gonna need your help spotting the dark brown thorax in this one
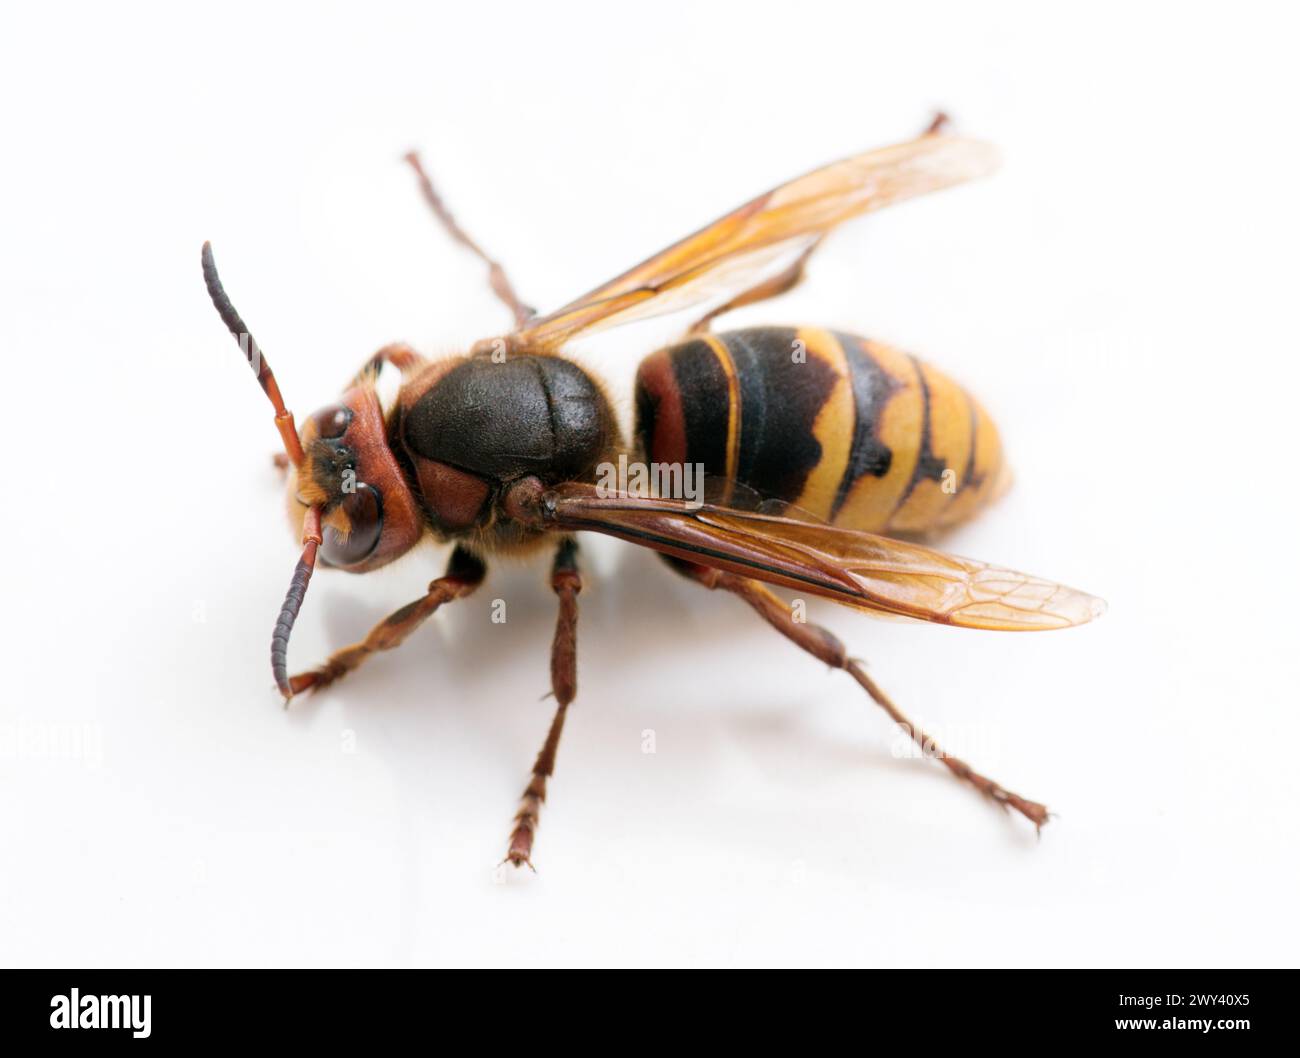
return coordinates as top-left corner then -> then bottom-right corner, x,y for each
394,352 -> 620,547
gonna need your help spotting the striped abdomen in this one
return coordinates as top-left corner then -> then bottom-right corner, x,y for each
633,326 -> 1009,534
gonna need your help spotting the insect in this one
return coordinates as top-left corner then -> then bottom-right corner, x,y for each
202,113 -> 1103,870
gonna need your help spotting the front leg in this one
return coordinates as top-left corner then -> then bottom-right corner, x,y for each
347,342 -> 426,389
273,345 -> 426,472
504,538 -> 581,870
287,546 -> 486,699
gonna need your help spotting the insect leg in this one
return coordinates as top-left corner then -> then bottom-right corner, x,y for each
403,151 -> 536,328
286,546 -> 486,698
922,110 -> 952,136
674,560 -> 1050,830
271,344 -> 426,475
686,237 -> 824,334
685,113 -> 951,336
347,342 -> 426,389
504,538 -> 581,870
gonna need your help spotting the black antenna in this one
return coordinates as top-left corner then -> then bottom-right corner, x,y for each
201,242 -> 304,465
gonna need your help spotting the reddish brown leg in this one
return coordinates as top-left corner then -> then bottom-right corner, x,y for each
684,115 -> 948,336
505,539 -> 581,870
687,236 -> 824,334
271,345 -> 425,473
403,151 -> 535,328
287,547 -> 486,698
923,110 -> 952,136
348,342 -> 426,389
677,562 -> 1050,830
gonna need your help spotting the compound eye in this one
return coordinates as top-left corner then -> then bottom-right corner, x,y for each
310,403 -> 353,439
321,483 -> 384,566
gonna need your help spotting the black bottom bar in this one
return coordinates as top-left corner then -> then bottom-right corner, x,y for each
0,968 -> 1290,1045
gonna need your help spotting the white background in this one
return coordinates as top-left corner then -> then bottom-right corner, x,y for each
2,2 -> 1297,968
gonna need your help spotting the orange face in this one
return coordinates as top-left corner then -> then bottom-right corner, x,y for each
287,385 -> 425,572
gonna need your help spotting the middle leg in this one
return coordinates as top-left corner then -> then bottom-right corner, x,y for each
504,538 -> 582,870
403,150 -> 535,328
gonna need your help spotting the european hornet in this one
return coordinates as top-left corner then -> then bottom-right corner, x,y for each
202,114 -> 1103,870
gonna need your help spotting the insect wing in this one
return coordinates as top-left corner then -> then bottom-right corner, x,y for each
512,133 -> 999,349
536,484 -> 1103,631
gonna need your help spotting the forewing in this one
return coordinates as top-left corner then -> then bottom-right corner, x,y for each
512,132 -> 999,350
538,485 -> 1103,631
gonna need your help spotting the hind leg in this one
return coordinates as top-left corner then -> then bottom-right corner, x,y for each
672,560 -> 1049,829
687,237 -> 823,334
686,112 -> 955,334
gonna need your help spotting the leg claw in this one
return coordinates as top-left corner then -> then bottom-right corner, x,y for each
501,851 -> 537,873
